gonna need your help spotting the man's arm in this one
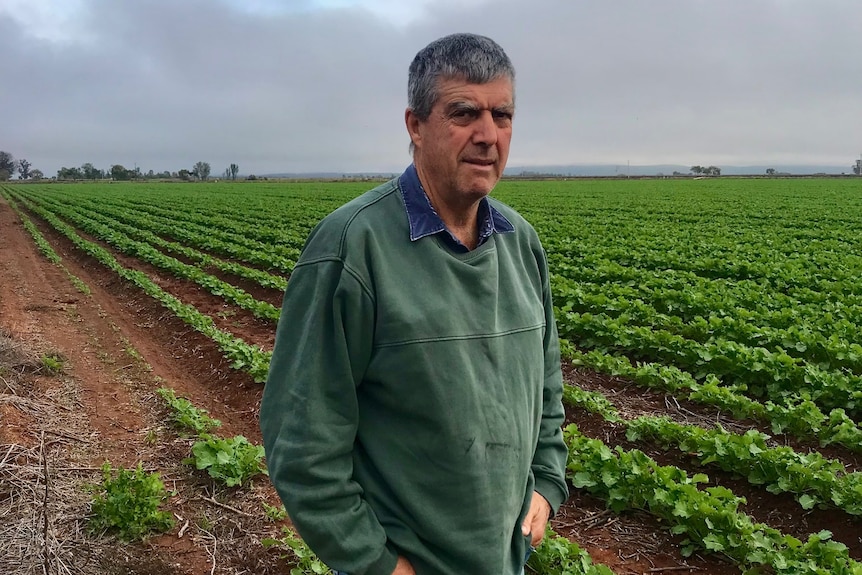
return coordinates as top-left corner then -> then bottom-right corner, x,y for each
530,247 -> 570,523
260,258 -> 399,575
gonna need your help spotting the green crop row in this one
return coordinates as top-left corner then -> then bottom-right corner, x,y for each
565,346 -> 862,452
14,192 -> 281,322
33,193 -> 288,291
10,197 -> 62,264
625,416 -> 862,516
2,191 -> 92,295
549,259 -> 862,336
82,195 -> 301,262
553,277 -> 862,374
12,192 -> 271,382
17,189 -> 298,274
558,311 -> 862,417
563,381 -> 862,518
564,424 -> 862,574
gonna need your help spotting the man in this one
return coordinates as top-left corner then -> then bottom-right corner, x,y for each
260,33 -> 568,575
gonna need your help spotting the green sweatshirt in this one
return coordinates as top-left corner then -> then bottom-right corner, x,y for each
260,176 -> 569,575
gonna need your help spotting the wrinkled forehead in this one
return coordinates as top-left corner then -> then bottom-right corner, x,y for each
432,73 -> 516,106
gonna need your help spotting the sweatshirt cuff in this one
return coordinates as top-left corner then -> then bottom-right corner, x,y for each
359,542 -> 399,575
533,476 -> 568,517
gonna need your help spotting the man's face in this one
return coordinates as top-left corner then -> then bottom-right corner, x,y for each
407,76 -> 514,204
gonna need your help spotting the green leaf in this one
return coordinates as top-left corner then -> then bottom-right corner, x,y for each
703,534 -> 726,551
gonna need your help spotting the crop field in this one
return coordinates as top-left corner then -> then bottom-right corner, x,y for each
2,177 -> 862,574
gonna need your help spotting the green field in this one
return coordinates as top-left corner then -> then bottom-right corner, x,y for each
4,176 -> 862,574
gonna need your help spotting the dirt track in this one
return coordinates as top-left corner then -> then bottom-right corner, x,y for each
0,196 -> 288,574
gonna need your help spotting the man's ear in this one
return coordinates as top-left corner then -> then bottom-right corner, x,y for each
405,108 -> 422,149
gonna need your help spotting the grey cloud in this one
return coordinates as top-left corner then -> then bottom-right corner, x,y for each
3,0 -> 861,177
496,0 -> 862,165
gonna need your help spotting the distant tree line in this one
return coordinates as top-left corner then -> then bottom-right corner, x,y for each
0,150 -> 240,183
690,165 -> 721,176
60,161 -> 217,181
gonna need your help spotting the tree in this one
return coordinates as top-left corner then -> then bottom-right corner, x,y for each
0,151 -> 15,181
229,163 -> 239,181
57,166 -> 83,180
30,169 -> 44,181
111,164 -> 131,181
81,162 -> 102,180
193,161 -> 211,181
853,160 -> 861,175
706,165 -> 721,176
178,169 -> 192,181
690,165 -> 703,175
17,158 -> 32,180
766,168 -> 776,176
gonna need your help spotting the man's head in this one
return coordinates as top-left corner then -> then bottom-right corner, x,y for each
407,33 -> 515,122
406,33 -> 515,205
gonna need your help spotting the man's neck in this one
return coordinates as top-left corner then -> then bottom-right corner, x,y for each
414,165 -> 482,250
427,192 -> 480,251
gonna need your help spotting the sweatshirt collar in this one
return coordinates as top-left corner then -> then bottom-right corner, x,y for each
398,164 -> 514,250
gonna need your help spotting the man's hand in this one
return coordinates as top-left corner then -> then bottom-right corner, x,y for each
391,555 -> 415,574
521,491 -> 551,547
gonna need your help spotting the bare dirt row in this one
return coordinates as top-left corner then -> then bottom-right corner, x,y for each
1,197 -> 290,574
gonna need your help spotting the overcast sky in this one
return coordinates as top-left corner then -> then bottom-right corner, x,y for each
2,0 -> 861,176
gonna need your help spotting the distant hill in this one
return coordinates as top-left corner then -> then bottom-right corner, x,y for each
260,164 -> 855,179
503,164 -> 852,177
260,171 -> 398,179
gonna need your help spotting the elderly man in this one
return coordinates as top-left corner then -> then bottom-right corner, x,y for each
260,33 -> 568,575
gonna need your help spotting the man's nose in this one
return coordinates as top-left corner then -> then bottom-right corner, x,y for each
471,111 -> 498,146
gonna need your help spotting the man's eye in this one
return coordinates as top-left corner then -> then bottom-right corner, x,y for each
493,113 -> 513,127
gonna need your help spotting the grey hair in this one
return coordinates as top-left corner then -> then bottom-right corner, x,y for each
408,33 -> 515,122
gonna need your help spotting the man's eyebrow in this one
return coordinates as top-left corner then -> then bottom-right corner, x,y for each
445,101 -> 515,112
446,101 -> 479,112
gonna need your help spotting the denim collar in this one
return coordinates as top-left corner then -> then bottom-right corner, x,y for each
398,164 -> 514,252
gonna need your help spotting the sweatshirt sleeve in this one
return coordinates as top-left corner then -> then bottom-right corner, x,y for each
531,247 -> 571,515
260,256 -> 399,575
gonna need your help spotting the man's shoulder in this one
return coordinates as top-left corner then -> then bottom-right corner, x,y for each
487,197 -> 523,223
300,178 -> 403,262
325,178 -> 400,228
487,197 -> 540,244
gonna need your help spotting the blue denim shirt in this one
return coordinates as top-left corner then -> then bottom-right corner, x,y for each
398,164 -> 514,252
